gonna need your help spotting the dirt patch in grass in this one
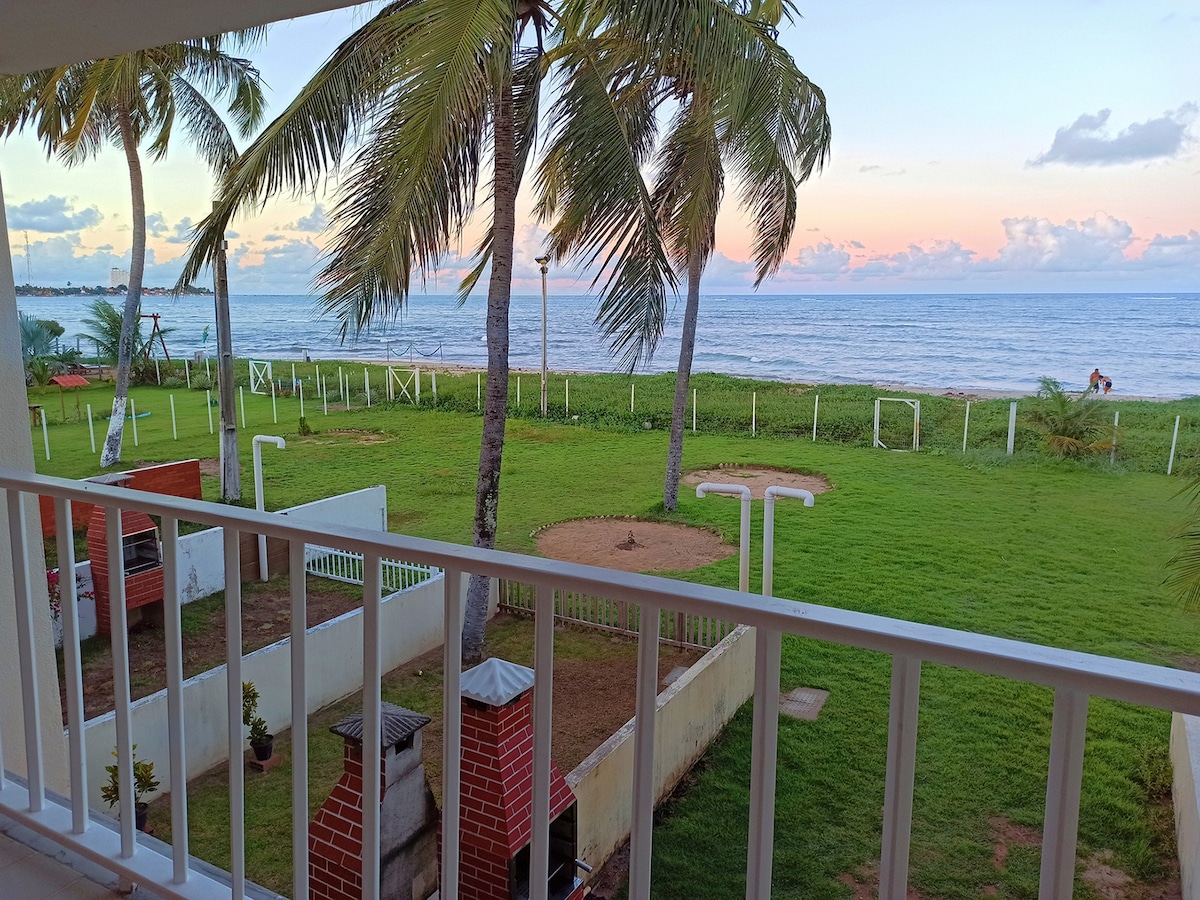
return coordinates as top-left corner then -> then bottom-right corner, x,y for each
837,864 -> 927,899
989,815 -> 1041,870
535,518 -> 733,573
59,576 -> 364,724
320,428 -> 392,445
681,465 -> 832,498
1081,850 -> 1181,899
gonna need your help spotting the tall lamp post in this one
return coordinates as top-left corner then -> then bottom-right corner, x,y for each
536,255 -> 550,416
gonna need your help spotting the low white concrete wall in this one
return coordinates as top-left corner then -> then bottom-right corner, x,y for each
53,486 -> 389,644
80,570 -> 457,809
1171,712 -> 1200,899
567,625 -> 756,875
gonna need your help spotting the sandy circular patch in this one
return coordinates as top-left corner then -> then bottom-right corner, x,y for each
535,518 -> 734,573
681,466 -> 832,499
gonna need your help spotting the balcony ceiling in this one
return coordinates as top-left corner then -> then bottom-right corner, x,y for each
0,0 -> 367,75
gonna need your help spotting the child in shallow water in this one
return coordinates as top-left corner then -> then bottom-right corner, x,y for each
1103,377 -> 1113,394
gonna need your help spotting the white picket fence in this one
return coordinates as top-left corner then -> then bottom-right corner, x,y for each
304,544 -> 439,595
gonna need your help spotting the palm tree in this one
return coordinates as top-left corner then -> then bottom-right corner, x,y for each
0,35 -> 265,466
79,298 -> 174,380
1168,477 -> 1200,610
539,0 -> 831,509
1026,377 -> 1114,458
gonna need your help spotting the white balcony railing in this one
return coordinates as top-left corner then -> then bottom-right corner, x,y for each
4,467 -> 1200,900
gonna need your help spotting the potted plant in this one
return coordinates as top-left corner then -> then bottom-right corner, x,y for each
100,745 -> 160,831
242,681 -> 273,761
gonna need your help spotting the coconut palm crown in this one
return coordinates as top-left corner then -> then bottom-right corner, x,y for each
0,34 -> 265,466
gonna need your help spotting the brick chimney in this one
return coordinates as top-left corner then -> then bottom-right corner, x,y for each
453,657 -> 585,900
310,703 -> 439,900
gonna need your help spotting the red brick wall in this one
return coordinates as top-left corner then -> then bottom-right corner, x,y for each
310,741 -> 389,900
88,507 -> 164,635
38,459 -> 203,537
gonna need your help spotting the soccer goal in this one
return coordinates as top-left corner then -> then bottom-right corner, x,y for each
873,398 -> 921,451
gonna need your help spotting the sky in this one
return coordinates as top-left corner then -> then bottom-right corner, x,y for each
2,0 -> 1198,296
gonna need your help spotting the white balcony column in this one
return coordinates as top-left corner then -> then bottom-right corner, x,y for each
0,168 -> 68,794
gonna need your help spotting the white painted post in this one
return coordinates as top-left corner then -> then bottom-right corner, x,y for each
629,602 -> 660,898
693,388 -> 697,432
879,656 -> 922,900
271,380 -> 277,424
531,582 -> 555,900
914,400 -> 921,452
746,625 -> 781,900
752,392 -> 757,436
695,483 -> 751,593
812,394 -> 819,441
565,378 -> 570,416
387,368 -> 394,402
315,365 -> 321,398
206,390 -> 214,434
338,366 -> 344,401
299,383 -> 305,419
41,413 -> 50,460
1006,401 -> 1017,455
323,377 -> 329,416
1039,689 -> 1088,900
432,370 -> 437,403
1169,415 -> 1181,475
962,401 -> 971,452
205,357 -> 210,380
129,397 -> 138,447
1110,410 -> 1119,464
159,514 -> 190,881
477,373 -> 481,412
154,358 -> 160,384
631,383 -> 635,413
170,394 -> 177,440
873,398 -> 881,448
517,375 -> 521,408
416,367 -> 421,405
441,569 -> 464,899
239,386 -> 247,429
87,403 -> 96,454
291,363 -> 296,392
289,542 -> 310,899
184,359 -> 191,389
252,435 -> 286,581
365,368 -> 371,407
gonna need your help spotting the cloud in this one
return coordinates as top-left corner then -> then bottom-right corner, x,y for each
165,217 -> 195,244
851,240 -> 977,280
858,164 -> 906,176
859,165 -> 881,173
146,212 -> 169,238
9,195 -> 102,232
993,214 -> 1133,271
290,204 -> 329,232
1029,104 -> 1197,167
790,241 -> 852,276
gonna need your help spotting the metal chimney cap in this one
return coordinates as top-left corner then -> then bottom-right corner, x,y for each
330,702 -> 431,747
460,657 -> 535,707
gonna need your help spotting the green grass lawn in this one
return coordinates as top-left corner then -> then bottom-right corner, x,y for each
25,373 -> 1200,898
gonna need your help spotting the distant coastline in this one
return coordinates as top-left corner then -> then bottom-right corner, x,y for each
14,283 -> 213,297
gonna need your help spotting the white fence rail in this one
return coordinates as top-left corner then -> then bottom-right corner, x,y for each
6,467 -> 1200,900
304,544 -> 438,595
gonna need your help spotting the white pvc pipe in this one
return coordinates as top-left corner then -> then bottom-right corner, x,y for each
315,365 -> 321,398
693,388 -> 697,432
1007,401 -> 1017,455
129,397 -> 138,447
752,392 -> 757,436
184,359 -> 191,389
432,370 -> 437,403
299,383 -> 305,419
206,390 -> 214,434
517,375 -> 521,408
415,367 -> 421,404
962,401 -> 971,453
271,380 -> 277,424
205,357 -> 210,380
873,398 -> 881,448
565,378 -> 570,415
41,413 -> 50,460
365,368 -> 371,407
87,403 -> 96,454
695,482 -> 751,593
477,373 -> 481,412
1110,410 -> 1119,464
239,386 -> 246,429
323,376 -> 328,416
154,358 -> 160,385
812,394 -> 819,441
631,383 -> 635,413
1169,415 -> 1181,475
762,486 -> 815,598
253,435 -> 286,581
170,394 -> 177,440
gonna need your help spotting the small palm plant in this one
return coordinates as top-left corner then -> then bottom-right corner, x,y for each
242,681 -> 272,760
1167,476 -> 1200,611
100,745 -> 160,830
1026,377 -> 1114,458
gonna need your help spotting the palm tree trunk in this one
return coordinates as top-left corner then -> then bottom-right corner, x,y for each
100,104 -> 146,468
463,76 -> 517,663
663,249 -> 704,510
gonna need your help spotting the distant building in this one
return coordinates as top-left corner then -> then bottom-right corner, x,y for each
109,267 -> 130,289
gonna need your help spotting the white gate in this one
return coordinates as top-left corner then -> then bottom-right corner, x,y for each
874,397 -> 921,451
249,359 -> 273,394
387,366 -> 420,404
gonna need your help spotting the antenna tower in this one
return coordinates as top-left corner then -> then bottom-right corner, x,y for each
24,231 -> 32,281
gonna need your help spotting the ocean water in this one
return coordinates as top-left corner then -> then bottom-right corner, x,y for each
16,291 -> 1200,398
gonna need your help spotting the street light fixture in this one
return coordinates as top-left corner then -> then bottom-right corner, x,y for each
536,255 -> 550,416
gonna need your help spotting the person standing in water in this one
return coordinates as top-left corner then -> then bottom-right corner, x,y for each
1089,368 -> 1102,393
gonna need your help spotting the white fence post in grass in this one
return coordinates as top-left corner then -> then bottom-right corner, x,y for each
315,365 -> 321,398
1110,410 -> 1119,465
338,366 -> 344,401
387,368 -> 394,402
205,357 -> 211,380
693,388 -> 697,432
517,375 -> 521,408
170,395 -> 177,440
415,367 -> 421,405
812,394 -> 819,441
154,358 -> 160,384
432,370 -> 437,404
184,359 -> 191,389
206,390 -> 214,434
130,397 -> 139,447
365,369 -> 371,408
323,377 -> 329,416
291,363 -> 296,392
962,400 -> 971,452
41,412 -> 50,460
1169,415 -> 1181,475
873,398 -> 881,448
631,383 -> 635,413
271,380 -> 278,424
477,373 -> 481,412
1006,401 -> 1017,455
752,392 -> 757,436
299,382 -> 305,419
239,386 -> 247,429
565,378 -> 570,416
87,403 -> 96,454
